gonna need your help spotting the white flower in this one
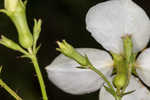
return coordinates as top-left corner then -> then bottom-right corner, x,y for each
46,48 -> 113,94
46,0 -> 150,99
85,0 -> 150,99
46,48 -> 150,99
86,0 -> 150,54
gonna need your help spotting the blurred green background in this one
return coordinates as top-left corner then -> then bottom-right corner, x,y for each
0,0 -> 150,100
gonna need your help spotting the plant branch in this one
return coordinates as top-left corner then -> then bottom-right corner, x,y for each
0,79 -> 22,100
29,54 -> 48,100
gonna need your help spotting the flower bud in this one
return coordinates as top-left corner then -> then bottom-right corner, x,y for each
3,0 -> 33,49
5,0 -> 18,12
0,35 -> 24,52
113,73 -> 127,90
33,19 -> 42,45
56,40 -> 87,66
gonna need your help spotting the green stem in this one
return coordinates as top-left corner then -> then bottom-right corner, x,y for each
30,55 -> 48,100
115,96 -> 122,100
88,64 -> 115,93
0,79 -> 22,100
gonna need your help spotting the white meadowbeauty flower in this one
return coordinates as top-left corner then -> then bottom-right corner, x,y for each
46,48 -> 113,94
85,0 -> 150,99
46,0 -> 150,99
86,0 -> 150,54
46,48 -> 150,99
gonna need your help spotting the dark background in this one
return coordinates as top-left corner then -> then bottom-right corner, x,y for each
0,0 -> 150,100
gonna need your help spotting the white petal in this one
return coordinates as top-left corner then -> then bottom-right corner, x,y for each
136,48 -> 150,86
46,48 -> 113,94
86,0 -> 150,54
99,76 -> 150,100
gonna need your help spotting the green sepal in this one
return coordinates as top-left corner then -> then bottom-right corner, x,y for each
34,44 -> 42,55
20,55 -> 29,58
0,9 -> 10,15
120,90 -> 135,97
104,85 -> 116,97
131,54 -> 137,76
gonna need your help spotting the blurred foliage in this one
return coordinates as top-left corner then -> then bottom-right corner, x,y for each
0,0 -> 150,100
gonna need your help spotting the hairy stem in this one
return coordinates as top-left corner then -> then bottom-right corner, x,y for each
30,55 -> 48,100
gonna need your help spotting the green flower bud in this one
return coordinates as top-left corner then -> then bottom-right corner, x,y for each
5,0 -> 18,12
0,35 -> 24,52
33,19 -> 42,45
113,73 -> 127,90
2,0 -> 33,49
6,0 -> 33,49
10,15 -> 33,49
56,40 -> 87,66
